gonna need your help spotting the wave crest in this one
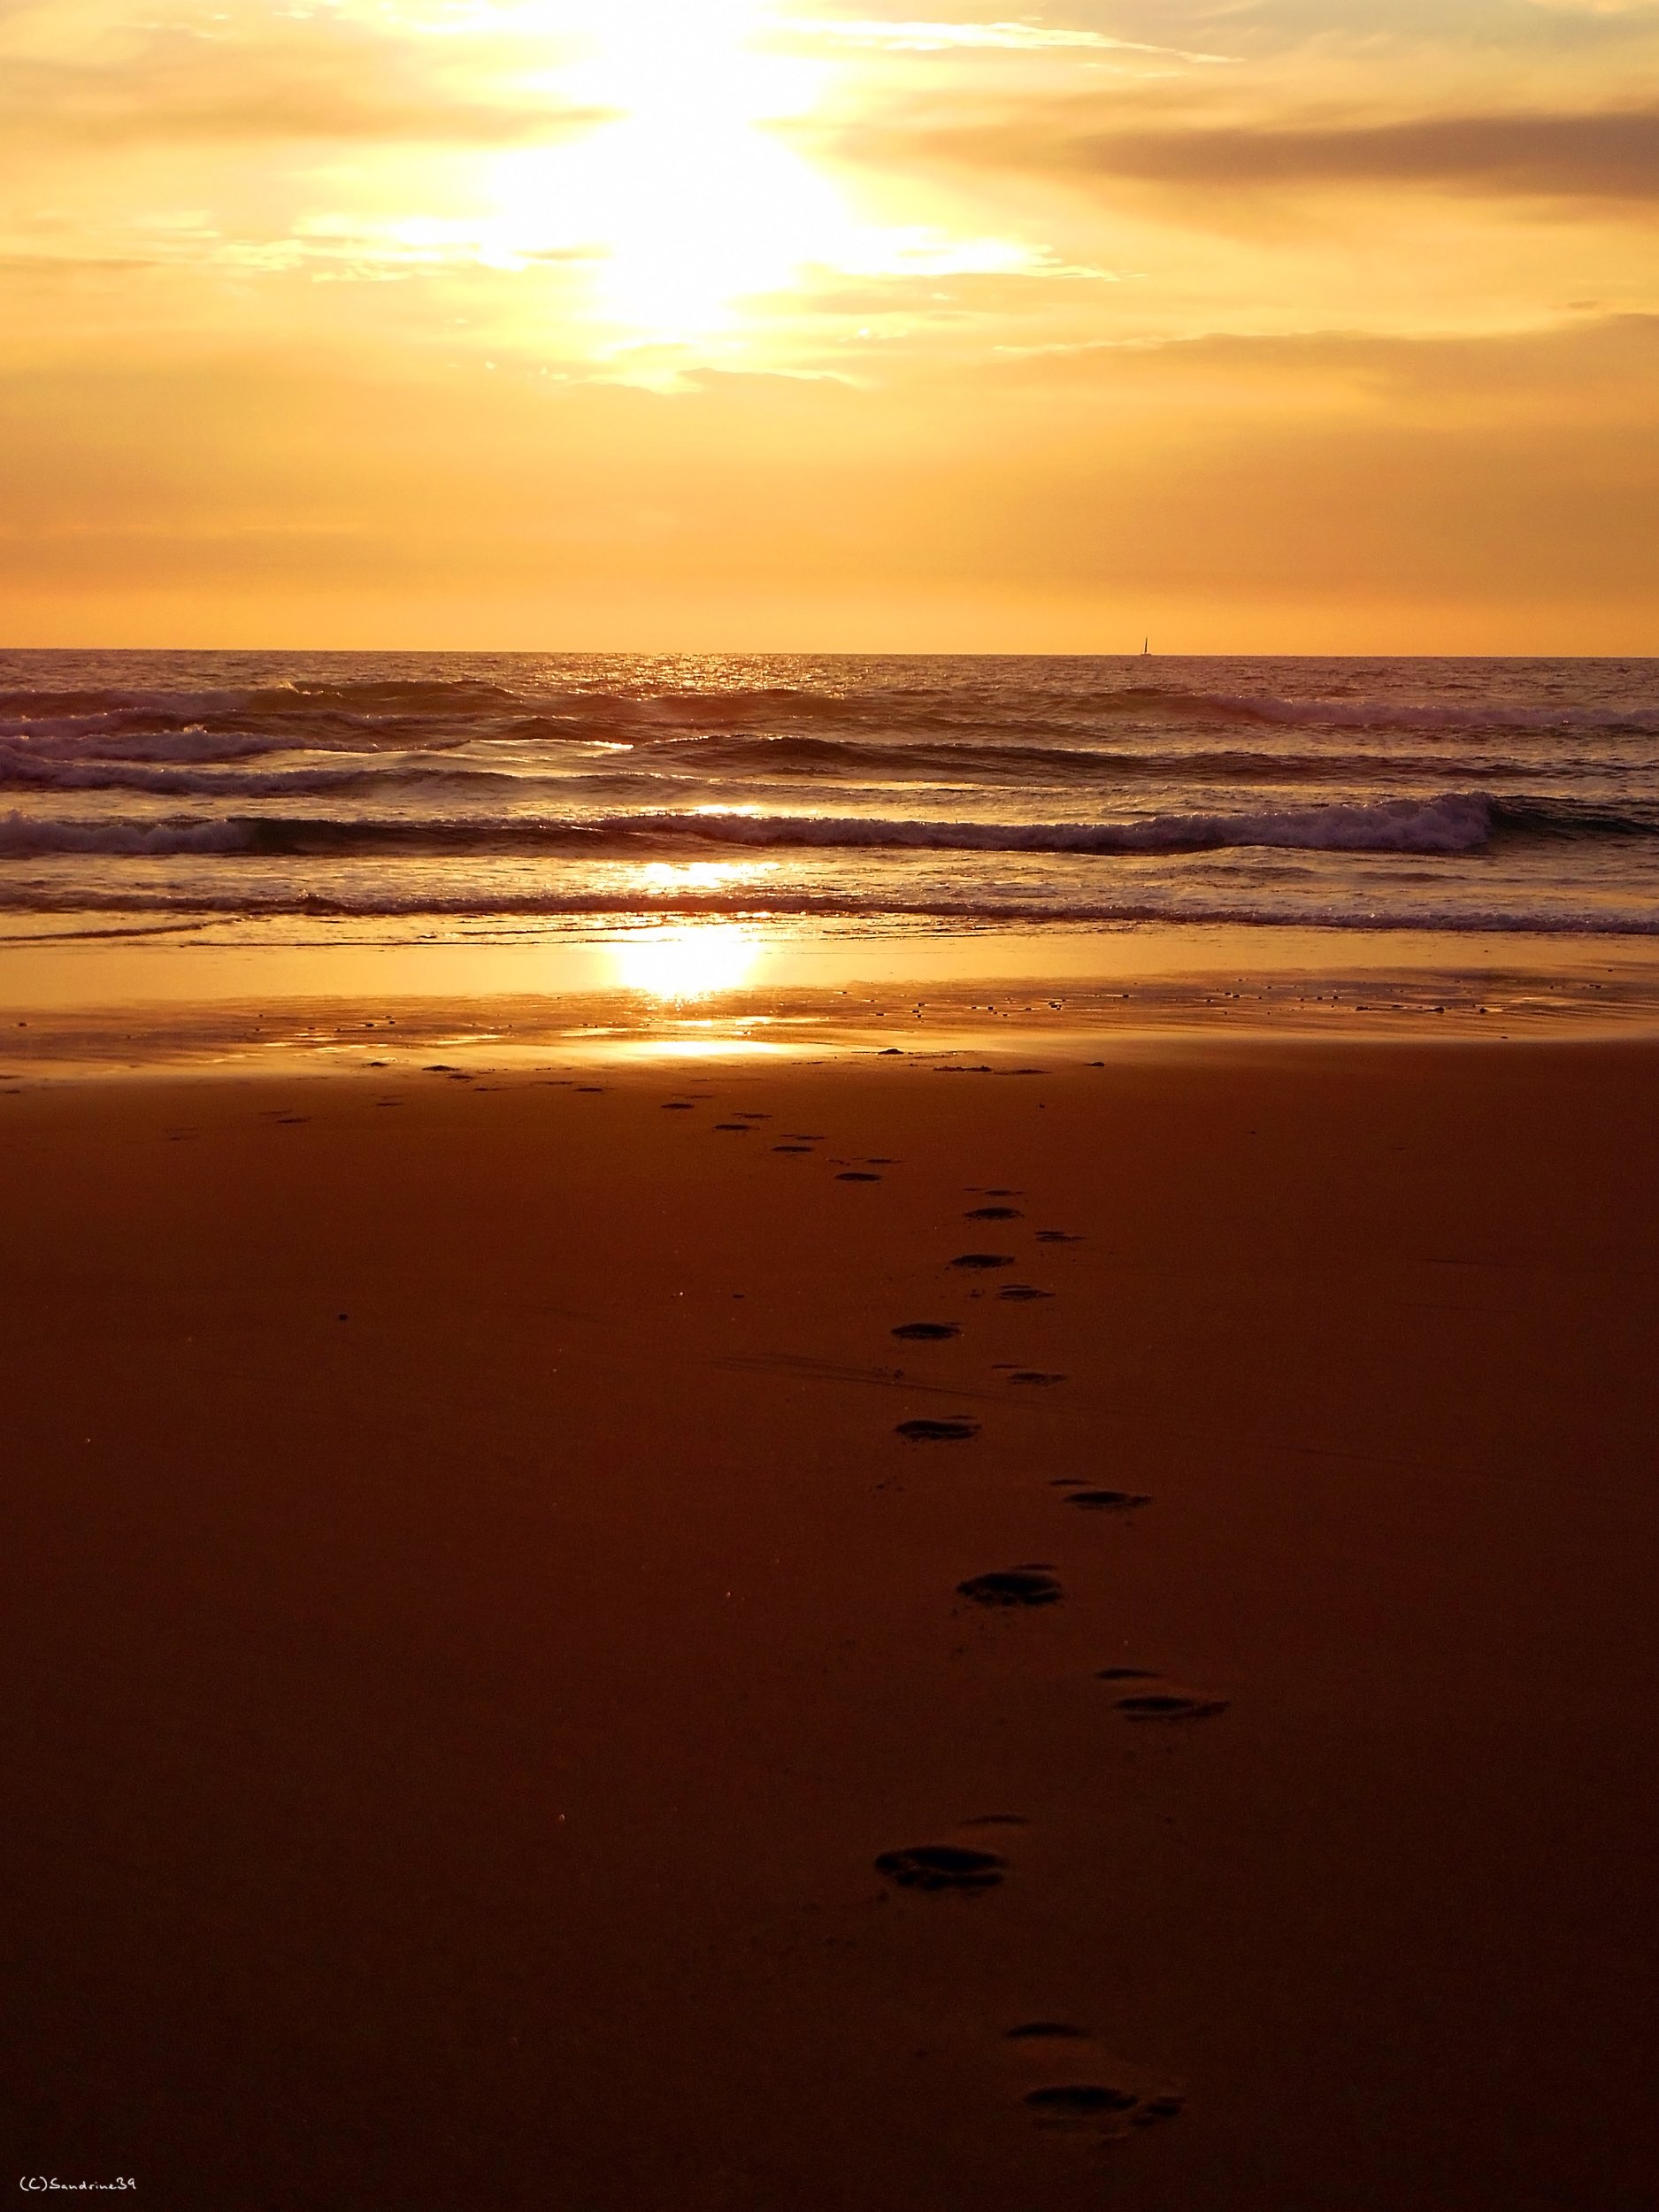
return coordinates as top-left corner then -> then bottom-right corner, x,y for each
0,792 -> 1504,863
0,811 -> 250,856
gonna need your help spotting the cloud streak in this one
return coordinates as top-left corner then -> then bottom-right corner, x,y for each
885,101 -> 1659,203
0,26 -> 607,148
784,15 -> 1227,61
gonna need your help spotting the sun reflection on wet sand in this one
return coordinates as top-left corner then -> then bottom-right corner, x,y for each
610,922 -> 763,1000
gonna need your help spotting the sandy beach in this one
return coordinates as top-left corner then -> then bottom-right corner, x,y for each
3,1028 -> 1656,2208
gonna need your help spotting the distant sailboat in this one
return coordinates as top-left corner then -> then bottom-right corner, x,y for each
1142,636 -> 1149,656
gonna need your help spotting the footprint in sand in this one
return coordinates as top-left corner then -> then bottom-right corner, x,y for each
773,1144 -> 814,1154
1111,1687 -> 1229,1722
838,1171 -> 882,1183
997,1285 -> 1053,1302
1035,1230 -> 1084,1245
661,1102 -> 695,1111
875,1841 -> 1010,1893
1007,1371 -> 1066,1387
957,1566 -> 1062,1608
1003,2023 -> 1184,2139
1064,1488 -> 1152,1512
891,1322 -> 961,1342
1027,2085 -> 1139,2122
712,1123 -> 750,1133
1094,1659 -> 1226,1718
895,1417 -> 979,1443
950,1253 -> 1015,1271
965,1205 -> 1022,1221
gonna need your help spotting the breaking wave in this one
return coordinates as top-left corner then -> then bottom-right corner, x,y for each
3,881 -> 1656,937
0,812 -> 251,857
6,791 -> 1656,865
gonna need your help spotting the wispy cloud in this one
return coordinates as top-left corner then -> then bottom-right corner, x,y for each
0,23 -> 607,148
881,100 -> 1659,204
783,15 -> 1227,62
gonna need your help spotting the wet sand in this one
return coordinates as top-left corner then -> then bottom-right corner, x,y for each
3,1035 -> 1657,2209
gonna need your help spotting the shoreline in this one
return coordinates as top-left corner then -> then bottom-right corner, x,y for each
5,918 -> 1659,1079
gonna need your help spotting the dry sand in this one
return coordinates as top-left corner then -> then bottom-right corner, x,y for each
3,1034 -> 1656,2210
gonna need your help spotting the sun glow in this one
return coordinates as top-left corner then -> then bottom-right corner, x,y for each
486,0 -> 856,347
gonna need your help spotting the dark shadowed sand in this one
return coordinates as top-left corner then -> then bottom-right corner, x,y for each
3,1035 -> 1657,2209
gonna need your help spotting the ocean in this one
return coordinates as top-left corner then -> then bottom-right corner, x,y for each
3,650 -> 1657,950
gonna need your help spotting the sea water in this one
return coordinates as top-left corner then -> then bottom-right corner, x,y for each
3,652 -> 1656,951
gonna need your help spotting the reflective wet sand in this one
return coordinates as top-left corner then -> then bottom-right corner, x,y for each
4,918 -> 1659,1077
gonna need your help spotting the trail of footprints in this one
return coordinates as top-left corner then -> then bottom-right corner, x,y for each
873,1162 -> 1226,2152
663,1081 -> 1225,2153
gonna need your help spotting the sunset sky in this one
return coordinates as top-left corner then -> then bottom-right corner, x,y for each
3,0 -> 1656,649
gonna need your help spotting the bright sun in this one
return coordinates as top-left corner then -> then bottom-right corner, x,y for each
488,0 -> 855,347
